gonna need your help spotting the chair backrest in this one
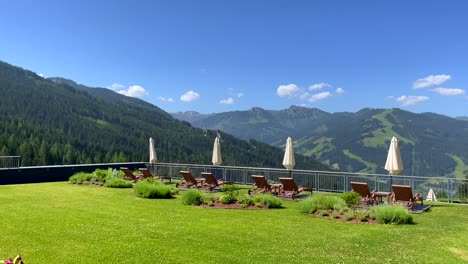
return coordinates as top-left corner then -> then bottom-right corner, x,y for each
202,172 -> 218,186
279,177 -> 299,192
180,171 -> 197,184
120,167 -> 135,179
392,185 -> 414,202
139,168 -> 152,179
351,182 -> 372,198
252,175 -> 269,189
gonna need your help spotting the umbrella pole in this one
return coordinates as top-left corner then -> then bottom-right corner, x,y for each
289,170 -> 292,178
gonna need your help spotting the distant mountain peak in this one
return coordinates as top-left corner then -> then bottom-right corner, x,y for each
48,77 -> 78,87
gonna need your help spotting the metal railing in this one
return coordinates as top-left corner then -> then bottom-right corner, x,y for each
150,162 -> 468,203
0,156 -> 21,169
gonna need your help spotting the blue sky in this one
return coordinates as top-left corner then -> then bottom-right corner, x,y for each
1,0 -> 467,117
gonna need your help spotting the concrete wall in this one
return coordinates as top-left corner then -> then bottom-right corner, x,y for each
0,162 -> 147,185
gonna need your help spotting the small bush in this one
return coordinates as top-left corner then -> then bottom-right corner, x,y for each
180,189 -> 204,205
69,172 -> 93,183
222,184 -> 241,193
370,205 -> 414,224
220,193 -> 237,204
356,211 -> 368,222
259,194 -> 283,208
342,191 -> 362,208
240,196 -> 255,207
106,178 -> 133,188
202,194 -> 216,205
339,207 -> 348,214
133,181 -> 172,199
93,169 -> 108,182
344,212 -> 355,221
319,209 -> 328,216
332,211 -> 340,219
299,195 -> 346,214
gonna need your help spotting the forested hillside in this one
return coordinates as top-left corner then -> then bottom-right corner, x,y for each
185,106 -> 468,178
0,60 -> 328,170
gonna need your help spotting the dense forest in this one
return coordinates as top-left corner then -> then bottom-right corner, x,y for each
0,60 -> 328,171
178,106 -> 468,178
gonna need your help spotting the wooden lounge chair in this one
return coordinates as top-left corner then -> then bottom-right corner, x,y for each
351,182 -> 377,206
278,177 -> 305,200
390,184 -> 423,210
139,168 -> 160,180
120,167 -> 142,182
176,171 -> 203,190
248,175 -> 274,195
201,172 -> 230,191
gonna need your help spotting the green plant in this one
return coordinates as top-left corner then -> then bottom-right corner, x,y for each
133,181 -> 172,199
221,184 -> 241,193
331,211 -> 340,219
258,194 -> 283,208
68,172 -> 93,183
370,205 -> 414,224
319,209 -> 328,216
202,194 -> 215,205
106,178 -> 133,188
356,211 -> 368,222
220,193 -> 236,204
299,195 -> 346,214
180,189 -> 204,205
344,212 -> 355,221
240,196 -> 255,207
339,207 -> 348,214
342,191 -> 362,208
93,169 -> 108,182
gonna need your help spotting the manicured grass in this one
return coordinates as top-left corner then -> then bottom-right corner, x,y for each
1,182 -> 468,263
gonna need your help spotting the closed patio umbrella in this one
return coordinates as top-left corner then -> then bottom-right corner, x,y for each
149,137 -> 157,164
384,136 -> 403,185
282,137 -> 295,177
212,136 -> 222,166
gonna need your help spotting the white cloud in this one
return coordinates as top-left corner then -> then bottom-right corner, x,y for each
38,73 -> 45,78
277,84 -> 302,98
158,96 -> 175,102
180,90 -> 200,102
431,87 -> 465,96
237,92 -> 244,98
396,95 -> 430,106
309,92 -> 332,102
299,92 -> 311,100
335,87 -> 345,94
118,85 -> 148,98
108,83 -> 125,90
309,82 -> 331,91
413,74 -> 451,89
219,97 -> 234,105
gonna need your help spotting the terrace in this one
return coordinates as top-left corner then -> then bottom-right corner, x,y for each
1,157 -> 468,263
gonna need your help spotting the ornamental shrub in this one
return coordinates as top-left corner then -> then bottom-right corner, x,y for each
342,191 -> 362,209
180,189 -> 204,205
370,205 -> 414,224
133,181 -> 172,199
106,178 -> 133,188
299,195 -> 346,214
69,172 -> 93,183
258,194 -> 283,208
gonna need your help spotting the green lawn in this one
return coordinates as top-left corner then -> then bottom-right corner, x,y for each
1,182 -> 468,263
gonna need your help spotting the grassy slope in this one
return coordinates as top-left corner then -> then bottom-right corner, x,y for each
1,182 -> 468,263
447,154 -> 468,178
363,110 -> 414,148
343,149 -> 377,173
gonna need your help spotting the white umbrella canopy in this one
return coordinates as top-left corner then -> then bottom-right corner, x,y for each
426,188 -> 437,201
212,136 -> 222,166
149,137 -> 157,164
282,137 -> 295,171
384,136 -> 403,175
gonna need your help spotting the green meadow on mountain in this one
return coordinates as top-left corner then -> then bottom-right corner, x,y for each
175,106 -> 468,178
0,60 -> 327,170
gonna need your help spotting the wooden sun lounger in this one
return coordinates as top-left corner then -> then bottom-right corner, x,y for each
390,184 -> 423,210
120,167 -> 142,182
248,175 -> 274,195
139,168 -> 160,180
176,171 -> 203,190
351,182 -> 377,206
278,177 -> 305,200
201,172 -> 230,191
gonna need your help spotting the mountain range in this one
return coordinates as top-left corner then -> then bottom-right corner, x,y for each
0,60 -> 327,171
172,106 -> 468,178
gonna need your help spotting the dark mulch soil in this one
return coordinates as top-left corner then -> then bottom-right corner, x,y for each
313,212 -> 378,224
199,200 -> 268,209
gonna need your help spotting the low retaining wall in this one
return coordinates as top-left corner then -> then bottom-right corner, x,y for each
0,162 -> 147,185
